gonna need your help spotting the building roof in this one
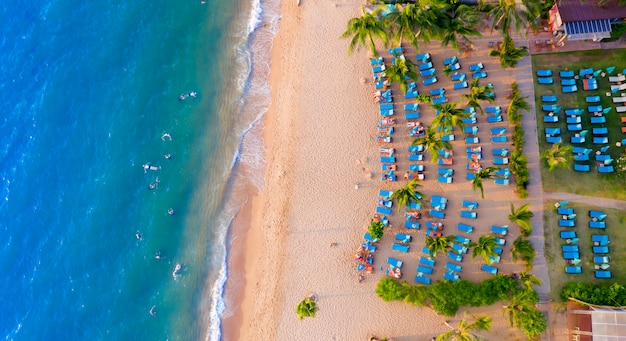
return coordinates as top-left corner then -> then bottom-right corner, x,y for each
556,0 -> 626,22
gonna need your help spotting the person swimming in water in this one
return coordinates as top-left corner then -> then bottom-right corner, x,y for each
155,251 -> 162,260
161,133 -> 172,141
188,91 -> 197,97
150,306 -> 156,316
164,154 -> 172,160
173,263 -> 181,279
168,208 -> 174,215
136,232 -> 142,240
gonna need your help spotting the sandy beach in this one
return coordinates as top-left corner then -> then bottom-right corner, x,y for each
222,0 -> 553,340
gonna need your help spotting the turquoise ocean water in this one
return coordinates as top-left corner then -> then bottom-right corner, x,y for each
0,0 -> 279,339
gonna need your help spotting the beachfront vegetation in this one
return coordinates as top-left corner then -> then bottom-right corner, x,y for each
561,282 -> 626,306
508,203 -> 533,237
471,166 -> 498,199
439,4 -> 482,50
384,57 -> 418,93
463,79 -> 495,115
295,297 -> 317,320
430,102 -> 469,134
469,235 -> 499,265
368,220 -> 386,241
485,0 -> 541,35
511,236 -> 536,270
488,35 -> 528,69
518,272 -> 542,291
342,10 -> 388,57
380,3 -> 435,51
390,179 -> 423,212
540,143 -> 572,171
412,125 -> 452,163
507,82 -> 530,198
436,311 -> 491,341
425,235 -> 455,258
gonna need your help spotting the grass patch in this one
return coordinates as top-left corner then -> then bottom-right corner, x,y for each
603,23 -> 626,42
543,201 -> 626,300
531,49 -> 626,200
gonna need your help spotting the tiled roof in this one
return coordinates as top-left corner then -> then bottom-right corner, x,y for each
557,0 -> 626,22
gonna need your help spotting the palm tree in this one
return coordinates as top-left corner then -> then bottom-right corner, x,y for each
509,150 -> 528,176
541,143 -> 573,171
486,0 -> 541,35
488,35 -> 528,69
430,102 -> 469,134
440,4 -> 482,50
462,79 -> 495,115
381,3 -> 426,50
399,280 -> 429,306
369,220 -> 386,241
384,57 -> 417,93
507,84 -> 531,123
469,235 -> 499,265
342,10 -> 389,57
425,235 -> 455,258
517,271 -> 542,290
508,203 -> 534,237
295,296 -> 318,320
511,236 -> 536,269
471,166 -> 498,199
412,125 -> 453,163
437,311 -> 492,341
502,289 -> 539,328
390,179 -> 423,212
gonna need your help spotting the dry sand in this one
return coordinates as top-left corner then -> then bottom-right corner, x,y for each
222,0 -> 556,340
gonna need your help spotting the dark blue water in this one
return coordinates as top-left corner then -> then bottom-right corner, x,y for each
0,0 -> 278,339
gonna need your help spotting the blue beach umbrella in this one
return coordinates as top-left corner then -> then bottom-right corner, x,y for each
607,66 -> 616,74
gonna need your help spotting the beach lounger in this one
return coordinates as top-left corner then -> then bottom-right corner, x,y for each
494,178 -> 509,185
596,154 -> 611,162
610,74 -> 626,82
437,168 -> 454,176
617,106 -> 626,113
494,157 -> 509,165
444,272 -> 460,281
544,115 -> 558,123
404,103 -> 419,112
593,127 -> 609,135
571,133 -> 584,143
430,88 -> 445,96
370,57 -> 383,65
454,81 -> 468,90
492,148 -> 509,157
409,164 -> 425,173
495,168 -> 510,178
592,235 -> 610,245
417,265 -> 433,275
405,221 -> 420,229
408,202 -> 421,210
491,136 -> 507,143
613,96 -> 626,103
395,233 -> 411,244
443,56 -> 458,66
462,200 -> 478,209
465,137 -> 479,144
562,245 -> 579,253
447,251 -> 463,262
542,104 -> 560,112
404,89 -> 418,99
590,211 -> 606,218
546,136 -> 562,144
562,85 -> 578,93
595,270 -> 612,279
364,232 -> 378,243
537,69 -> 552,77
566,266 -> 582,274
460,211 -> 476,219
566,108 -> 583,116
405,112 -> 421,120
392,243 -> 409,253
495,237 -> 506,246
472,71 -> 487,79
487,115 -> 502,123
429,210 -> 445,219
464,126 -> 479,135
437,176 -> 452,184
422,246 -> 431,255
485,106 -> 501,114
590,116 -> 606,124
451,243 -> 468,254
387,257 -> 403,268
451,73 -> 466,81
481,264 -> 498,275
469,63 -> 483,72
423,77 -> 438,86
593,246 -> 609,254
590,221 -> 606,229
586,95 -> 601,103
538,77 -> 554,84
563,252 -> 580,260
376,206 -> 392,215
380,156 -> 396,163
446,262 -> 462,272
449,63 -> 461,71
441,134 -> 454,141
545,127 -> 560,136
420,68 -> 436,77
559,219 -> 575,227
490,127 -> 506,135
432,96 -> 447,105
416,53 -> 431,63
560,230 -> 576,239
588,105 -> 603,113
560,70 -> 575,77
457,223 -> 474,234
491,225 -> 508,236
420,257 -> 435,267
361,242 -> 376,252
594,256 -> 610,263
557,207 -> 574,215
561,78 -> 576,86
414,274 -> 432,285
408,154 -> 424,162
573,164 -> 590,172
542,95 -> 557,102
389,47 -> 403,54
594,137 -> 609,144
419,62 -> 433,71
431,196 -> 447,208
455,235 -> 471,245
568,124 -> 582,132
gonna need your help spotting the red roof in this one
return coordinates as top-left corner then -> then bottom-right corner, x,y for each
556,0 -> 626,22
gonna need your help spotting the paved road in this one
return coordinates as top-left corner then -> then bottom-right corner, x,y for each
543,191 -> 626,210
